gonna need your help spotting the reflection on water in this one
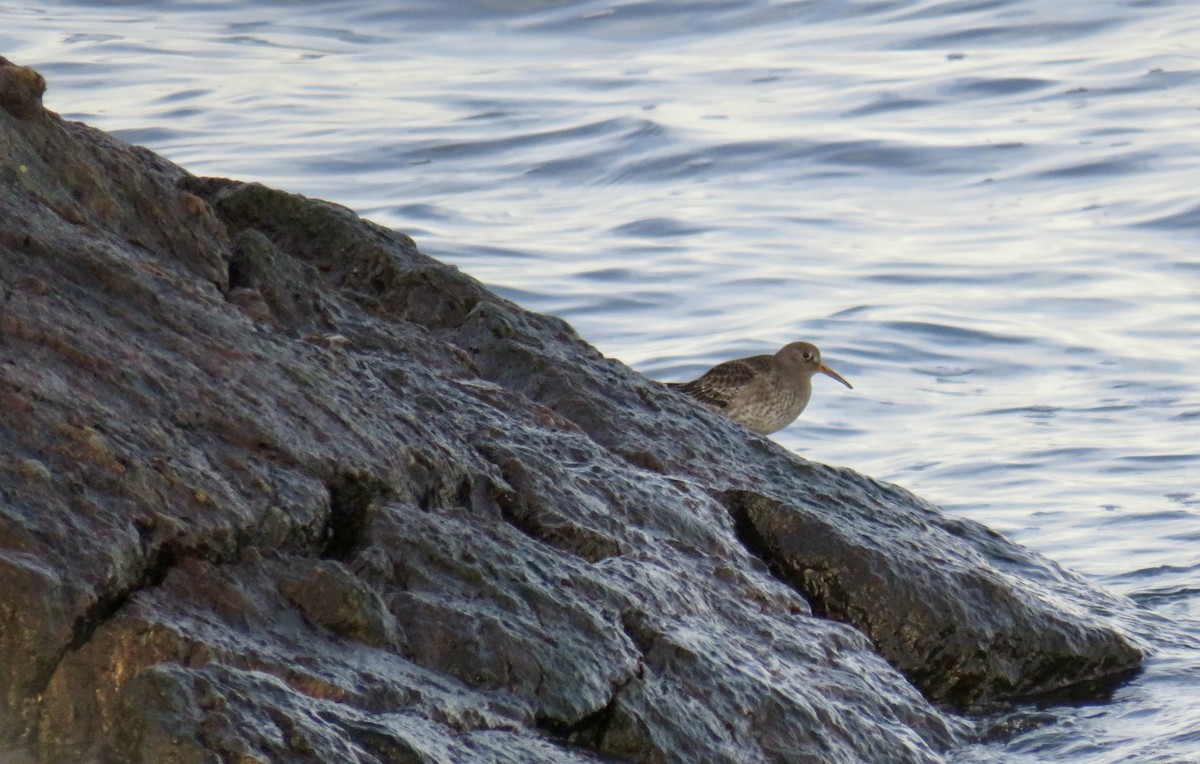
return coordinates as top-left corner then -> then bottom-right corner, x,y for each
3,0 -> 1199,760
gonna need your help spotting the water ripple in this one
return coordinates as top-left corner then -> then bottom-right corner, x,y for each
611,217 -> 710,237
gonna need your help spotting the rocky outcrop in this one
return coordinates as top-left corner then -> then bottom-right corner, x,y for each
0,55 -> 1142,763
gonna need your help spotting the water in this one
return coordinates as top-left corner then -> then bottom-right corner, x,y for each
4,0 -> 1199,759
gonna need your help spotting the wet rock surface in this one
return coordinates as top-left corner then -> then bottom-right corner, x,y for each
0,55 -> 1142,763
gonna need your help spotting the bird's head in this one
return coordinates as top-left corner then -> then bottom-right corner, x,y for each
777,342 -> 853,389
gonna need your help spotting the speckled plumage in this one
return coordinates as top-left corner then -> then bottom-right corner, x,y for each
669,341 -> 852,434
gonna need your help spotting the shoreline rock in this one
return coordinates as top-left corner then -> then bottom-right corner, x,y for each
0,55 -> 1141,763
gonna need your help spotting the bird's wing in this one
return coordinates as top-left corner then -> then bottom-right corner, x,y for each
672,355 -> 772,409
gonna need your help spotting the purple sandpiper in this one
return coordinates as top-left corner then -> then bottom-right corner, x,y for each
669,341 -> 852,434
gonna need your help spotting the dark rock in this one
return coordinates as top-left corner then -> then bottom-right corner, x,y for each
0,56 -> 1142,764
0,56 -> 46,121
277,558 -> 399,648
720,487 -> 1142,707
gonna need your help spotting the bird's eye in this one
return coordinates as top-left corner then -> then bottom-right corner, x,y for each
803,352 -> 813,360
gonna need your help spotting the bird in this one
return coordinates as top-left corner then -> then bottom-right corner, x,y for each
667,341 -> 852,434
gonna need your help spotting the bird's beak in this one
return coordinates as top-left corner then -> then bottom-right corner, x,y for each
818,363 -> 853,389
